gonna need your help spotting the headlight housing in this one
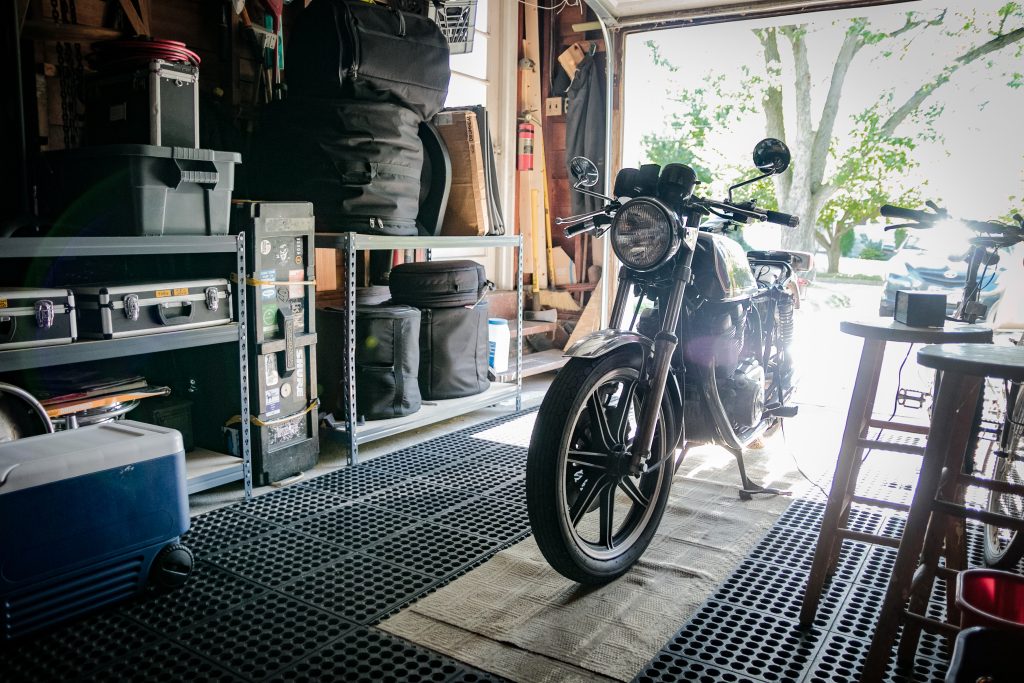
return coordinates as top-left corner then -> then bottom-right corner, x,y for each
610,198 -> 680,272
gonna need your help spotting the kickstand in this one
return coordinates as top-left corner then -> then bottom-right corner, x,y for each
730,446 -> 791,501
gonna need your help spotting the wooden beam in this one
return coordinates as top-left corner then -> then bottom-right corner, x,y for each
117,0 -> 149,36
22,20 -> 123,43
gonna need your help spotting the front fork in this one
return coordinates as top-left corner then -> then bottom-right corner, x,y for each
628,251 -> 694,476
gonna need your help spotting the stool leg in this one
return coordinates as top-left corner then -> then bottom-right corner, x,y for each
862,371 -> 978,680
799,338 -> 885,626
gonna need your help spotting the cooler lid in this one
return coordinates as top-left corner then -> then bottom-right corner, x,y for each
0,421 -> 184,494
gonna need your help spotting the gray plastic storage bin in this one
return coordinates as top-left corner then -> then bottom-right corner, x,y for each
38,145 -> 241,236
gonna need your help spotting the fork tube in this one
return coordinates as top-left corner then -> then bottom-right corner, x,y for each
629,249 -> 694,475
608,267 -> 632,329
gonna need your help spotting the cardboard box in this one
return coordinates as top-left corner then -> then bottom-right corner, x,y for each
435,110 -> 489,236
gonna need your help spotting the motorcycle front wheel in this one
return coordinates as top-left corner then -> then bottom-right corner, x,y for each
526,351 -> 675,584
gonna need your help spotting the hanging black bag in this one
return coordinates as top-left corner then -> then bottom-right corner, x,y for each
287,0 -> 451,120
253,98 -> 423,235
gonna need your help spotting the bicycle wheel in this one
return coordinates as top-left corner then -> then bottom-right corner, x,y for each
984,382 -> 1024,568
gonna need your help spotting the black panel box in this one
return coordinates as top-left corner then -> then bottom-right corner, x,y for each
895,290 -> 946,327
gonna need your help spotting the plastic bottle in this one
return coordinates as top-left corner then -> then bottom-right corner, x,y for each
487,318 -> 511,373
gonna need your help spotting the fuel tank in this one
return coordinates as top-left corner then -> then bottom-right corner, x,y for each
692,233 -> 758,302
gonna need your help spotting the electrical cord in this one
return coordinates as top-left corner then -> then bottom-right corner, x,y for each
862,342 -> 915,465
89,38 -> 201,70
780,420 -> 830,500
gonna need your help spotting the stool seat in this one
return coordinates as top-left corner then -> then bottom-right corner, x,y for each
918,343 -> 1024,381
840,319 -> 993,344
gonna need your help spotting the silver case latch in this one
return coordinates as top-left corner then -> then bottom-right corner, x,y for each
123,294 -> 141,321
34,300 -> 55,329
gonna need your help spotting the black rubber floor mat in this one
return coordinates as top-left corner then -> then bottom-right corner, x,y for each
125,560 -> 267,634
266,627 -> 466,682
370,447 -> 463,478
419,461 -> 524,495
658,601 -> 826,682
300,467 -> 406,499
804,632 -> 949,683
171,591 -> 354,680
279,552 -> 437,624
291,502 -> 422,551
710,559 -> 850,630
79,640 -> 242,682
775,498 -> 884,536
636,652 -> 769,683
231,485 -> 349,526
362,479 -> 478,517
747,525 -> 869,583
363,521 -> 508,578
0,612 -> 161,682
204,527 -> 348,589
181,507 -> 283,558
431,496 -> 532,544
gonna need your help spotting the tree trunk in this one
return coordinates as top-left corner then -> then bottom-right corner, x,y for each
827,239 -> 842,274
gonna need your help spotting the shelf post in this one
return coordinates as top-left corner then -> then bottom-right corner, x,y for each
344,232 -> 359,463
516,240 -> 523,411
235,233 -> 254,498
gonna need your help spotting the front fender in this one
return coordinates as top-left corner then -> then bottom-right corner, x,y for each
563,329 -> 653,360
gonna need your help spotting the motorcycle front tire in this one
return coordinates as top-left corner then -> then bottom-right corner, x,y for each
526,351 -> 676,584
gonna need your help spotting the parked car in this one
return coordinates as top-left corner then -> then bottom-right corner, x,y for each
878,223 -> 1005,318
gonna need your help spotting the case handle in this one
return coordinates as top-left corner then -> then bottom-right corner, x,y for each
157,301 -> 195,326
0,316 -> 15,343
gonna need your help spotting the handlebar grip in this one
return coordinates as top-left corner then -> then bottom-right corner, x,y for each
765,210 -> 799,228
880,204 -> 935,224
564,219 -> 596,238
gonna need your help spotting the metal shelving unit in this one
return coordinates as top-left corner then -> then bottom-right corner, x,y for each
315,232 -> 523,462
0,235 -> 253,499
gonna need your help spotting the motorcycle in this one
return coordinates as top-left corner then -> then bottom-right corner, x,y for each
526,139 -> 806,584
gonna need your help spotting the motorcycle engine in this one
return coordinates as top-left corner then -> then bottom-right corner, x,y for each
716,359 -> 765,430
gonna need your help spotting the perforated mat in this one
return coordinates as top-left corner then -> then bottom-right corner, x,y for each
0,409 -> 534,682
631,500 -> 1005,683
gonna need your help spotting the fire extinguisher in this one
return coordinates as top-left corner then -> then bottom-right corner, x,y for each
517,121 -> 535,171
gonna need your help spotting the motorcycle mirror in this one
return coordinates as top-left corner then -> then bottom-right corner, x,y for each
569,157 -> 600,188
752,138 -> 791,175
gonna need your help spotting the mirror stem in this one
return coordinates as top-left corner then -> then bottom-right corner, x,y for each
573,184 -> 616,203
727,170 -> 774,203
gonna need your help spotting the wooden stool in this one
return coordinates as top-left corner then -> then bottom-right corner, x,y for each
862,344 -> 1024,680
798,321 -> 992,627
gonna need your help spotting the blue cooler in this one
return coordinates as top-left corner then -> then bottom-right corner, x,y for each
0,421 -> 193,640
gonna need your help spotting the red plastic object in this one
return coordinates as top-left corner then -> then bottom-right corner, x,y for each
956,569 -> 1024,631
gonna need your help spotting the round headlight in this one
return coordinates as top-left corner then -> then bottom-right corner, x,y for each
610,198 -> 680,272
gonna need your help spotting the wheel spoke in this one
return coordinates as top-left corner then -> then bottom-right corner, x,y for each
618,477 -> 650,509
569,474 -> 607,526
567,450 -> 612,470
609,381 -> 638,445
599,483 -> 615,549
587,391 -> 616,450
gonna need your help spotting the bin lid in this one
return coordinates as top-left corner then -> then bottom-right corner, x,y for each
0,421 -> 184,494
43,144 -> 242,164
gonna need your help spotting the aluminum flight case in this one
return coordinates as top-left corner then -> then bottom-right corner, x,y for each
231,202 -> 319,485
75,279 -> 232,339
0,287 -> 77,350
0,421 -> 193,640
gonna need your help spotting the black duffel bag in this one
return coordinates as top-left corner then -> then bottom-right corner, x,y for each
419,301 -> 490,400
317,304 -> 422,420
389,260 -> 491,308
253,98 -> 422,235
287,0 -> 451,120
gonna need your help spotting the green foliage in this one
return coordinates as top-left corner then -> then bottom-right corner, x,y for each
859,241 -> 888,260
839,229 -> 856,256
893,227 -> 909,248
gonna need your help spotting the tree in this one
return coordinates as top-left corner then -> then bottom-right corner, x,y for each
643,4 -> 1024,266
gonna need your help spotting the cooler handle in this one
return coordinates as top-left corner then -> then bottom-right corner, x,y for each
157,302 -> 196,326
